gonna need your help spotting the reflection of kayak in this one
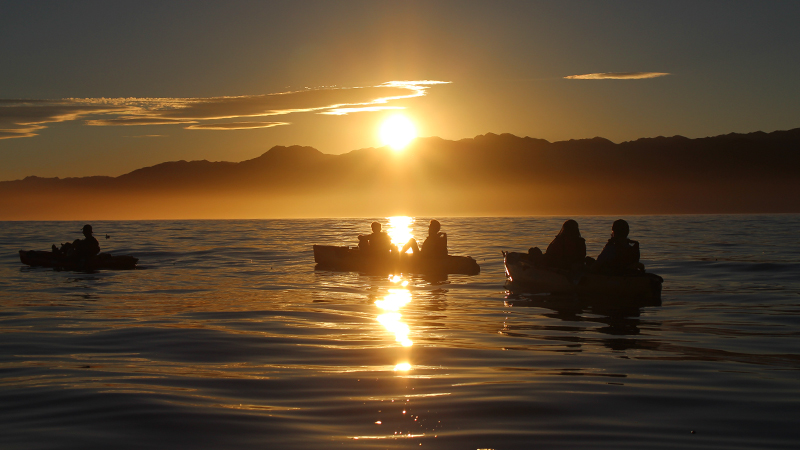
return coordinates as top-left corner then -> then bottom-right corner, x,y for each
504,251 -> 662,302
19,250 -> 139,271
313,245 -> 480,275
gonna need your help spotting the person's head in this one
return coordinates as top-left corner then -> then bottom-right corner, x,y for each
611,219 -> 629,239
558,219 -> 581,239
428,219 -> 441,235
371,222 -> 382,233
82,224 -> 93,236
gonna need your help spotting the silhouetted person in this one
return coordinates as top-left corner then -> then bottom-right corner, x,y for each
594,219 -> 641,275
53,224 -> 101,259
546,219 -> 587,270
528,219 -> 587,270
358,222 -> 393,254
401,219 -> 448,258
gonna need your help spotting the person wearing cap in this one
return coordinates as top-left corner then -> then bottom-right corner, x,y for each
401,219 -> 448,258
593,219 -> 640,275
75,224 -> 101,258
52,224 -> 101,258
358,221 -> 393,254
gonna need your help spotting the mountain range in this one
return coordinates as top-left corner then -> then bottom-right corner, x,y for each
2,128 -> 799,219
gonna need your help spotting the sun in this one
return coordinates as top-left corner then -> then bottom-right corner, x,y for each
379,115 -> 417,150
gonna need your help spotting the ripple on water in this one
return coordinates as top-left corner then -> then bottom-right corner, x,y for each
1,216 -> 800,449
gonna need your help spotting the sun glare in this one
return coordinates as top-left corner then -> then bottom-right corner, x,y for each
387,216 -> 414,252
394,363 -> 411,372
376,289 -> 413,347
379,115 -> 416,150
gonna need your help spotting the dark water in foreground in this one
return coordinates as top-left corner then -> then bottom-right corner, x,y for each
1,216 -> 799,449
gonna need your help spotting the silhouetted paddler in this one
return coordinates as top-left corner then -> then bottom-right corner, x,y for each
528,219 -> 586,271
593,219 -> 641,275
52,224 -> 100,258
401,219 -> 448,258
358,222 -> 393,254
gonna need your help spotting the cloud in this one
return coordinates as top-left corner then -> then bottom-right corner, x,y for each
87,117 -> 198,126
0,81 -> 450,139
0,125 -> 45,139
321,106 -> 404,116
564,72 -> 670,80
0,99 -> 128,139
186,122 -> 289,130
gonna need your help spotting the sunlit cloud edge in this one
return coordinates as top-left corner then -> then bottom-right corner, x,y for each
321,106 -> 404,116
186,121 -> 290,130
87,117 -> 197,126
564,72 -> 671,80
0,124 -> 48,140
0,80 -> 450,139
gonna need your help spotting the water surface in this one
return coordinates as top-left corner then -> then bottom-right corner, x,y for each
1,216 -> 799,449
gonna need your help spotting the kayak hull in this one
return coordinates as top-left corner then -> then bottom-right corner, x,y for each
20,250 -> 138,271
313,245 -> 480,275
504,251 -> 661,302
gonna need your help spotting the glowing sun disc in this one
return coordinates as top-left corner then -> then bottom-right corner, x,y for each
379,115 -> 416,150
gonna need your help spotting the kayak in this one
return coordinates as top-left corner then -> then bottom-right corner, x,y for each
503,251 -> 662,302
313,245 -> 480,275
19,250 -> 139,271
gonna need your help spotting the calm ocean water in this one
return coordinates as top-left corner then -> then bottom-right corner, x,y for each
1,216 -> 799,449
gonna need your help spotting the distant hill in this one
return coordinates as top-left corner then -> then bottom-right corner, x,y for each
2,129 -> 799,219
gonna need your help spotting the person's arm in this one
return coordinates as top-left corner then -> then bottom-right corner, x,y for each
596,241 -> 613,263
629,240 -> 640,263
544,236 -> 558,256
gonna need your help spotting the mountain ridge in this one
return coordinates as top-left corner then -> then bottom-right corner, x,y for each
2,128 -> 799,219
8,127 -> 799,183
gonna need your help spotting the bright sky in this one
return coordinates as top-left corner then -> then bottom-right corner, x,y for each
1,0 -> 799,181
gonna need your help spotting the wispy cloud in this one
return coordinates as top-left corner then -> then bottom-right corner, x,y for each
321,106 -> 404,116
87,117 -> 197,126
186,122 -> 289,130
0,124 -> 45,139
0,81 -> 450,139
0,99 -> 128,139
564,72 -> 670,80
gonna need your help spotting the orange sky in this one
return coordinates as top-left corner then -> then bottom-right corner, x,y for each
1,1 -> 800,181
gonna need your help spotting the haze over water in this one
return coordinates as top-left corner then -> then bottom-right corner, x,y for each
1,215 -> 799,449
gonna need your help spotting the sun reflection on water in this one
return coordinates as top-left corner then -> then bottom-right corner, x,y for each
386,216 -> 414,252
376,289 -> 413,348
376,278 -> 414,366
375,288 -> 411,312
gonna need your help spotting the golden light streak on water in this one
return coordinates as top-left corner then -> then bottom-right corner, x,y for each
389,274 -> 410,287
377,313 -> 413,347
375,288 -> 411,311
387,216 -> 414,252
376,288 -> 413,347
394,363 -> 411,371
